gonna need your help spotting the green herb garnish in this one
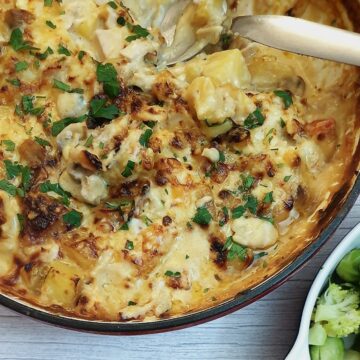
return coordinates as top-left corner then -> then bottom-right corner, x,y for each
46,20 -> 56,29
193,207 -> 212,226
244,108 -> 265,130
53,79 -> 83,94
58,44 -> 71,56
96,63 -> 120,98
125,240 -> 134,250
51,114 -> 87,136
263,191 -> 274,204
39,181 -> 71,205
274,90 -> 293,109
2,140 -> 15,152
63,210 -> 83,228
15,61 -> 28,72
139,129 -> 153,148
9,28 -> 39,52
126,24 -> 150,42
223,236 -> 247,261
164,270 -> 181,278
34,136 -> 51,147
121,160 -> 135,178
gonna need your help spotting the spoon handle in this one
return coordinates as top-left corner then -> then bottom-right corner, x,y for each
232,15 -> 360,66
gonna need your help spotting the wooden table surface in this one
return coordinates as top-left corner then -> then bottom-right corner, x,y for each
1,199 -> 359,360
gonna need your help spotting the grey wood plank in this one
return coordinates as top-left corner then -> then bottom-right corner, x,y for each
0,199 -> 359,360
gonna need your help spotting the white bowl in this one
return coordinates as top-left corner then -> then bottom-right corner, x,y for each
286,222 -> 360,359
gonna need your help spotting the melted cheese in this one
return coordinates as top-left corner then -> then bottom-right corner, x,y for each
0,0 -> 357,322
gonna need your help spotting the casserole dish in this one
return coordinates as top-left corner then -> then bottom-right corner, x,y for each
0,0 -> 359,333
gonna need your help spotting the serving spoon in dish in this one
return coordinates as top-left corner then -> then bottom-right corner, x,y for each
160,11 -> 360,66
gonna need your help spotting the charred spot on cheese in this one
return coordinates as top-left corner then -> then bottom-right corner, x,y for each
21,193 -> 67,244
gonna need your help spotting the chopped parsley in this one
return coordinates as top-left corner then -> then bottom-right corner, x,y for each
84,135 -> 94,148
241,174 -> 255,191
58,44 -> 71,56
193,207 -> 212,226
126,24 -> 150,42
164,270 -> 181,278
15,61 -> 29,72
44,0 -> 53,6
46,20 -> 56,29
263,191 -> 274,204
18,95 -> 45,117
107,1 -> 118,8
121,160 -> 135,178
128,301 -> 137,306
119,222 -> 129,231
223,236 -> 247,261
78,50 -> 86,61
0,180 -> 18,196
125,240 -> 134,250
36,47 -> 54,60
244,195 -> 258,215
254,252 -> 268,260
284,175 -> 292,183
280,118 -> 286,128
232,205 -> 246,219
244,108 -> 265,129
2,140 -> 15,152
39,181 -> 71,206
90,98 -> 119,120
142,216 -> 153,226
139,129 -> 153,148
53,79 -> 84,94
9,28 -> 39,52
34,136 -> 51,147
6,79 -> 21,87
96,63 -> 120,98
63,210 -> 83,228
4,160 -> 22,180
274,90 -> 293,109
51,114 -> 87,136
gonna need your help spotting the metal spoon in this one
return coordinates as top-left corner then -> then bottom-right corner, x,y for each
161,14 -> 360,66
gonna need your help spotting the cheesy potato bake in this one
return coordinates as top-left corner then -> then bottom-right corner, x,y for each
0,0 -> 358,322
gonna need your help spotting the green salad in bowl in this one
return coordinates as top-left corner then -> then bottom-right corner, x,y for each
309,249 -> 360,360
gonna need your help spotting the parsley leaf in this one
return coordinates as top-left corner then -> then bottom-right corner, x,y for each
78,50 -> 85,61
126,24 -> 150,42
232,205 -> 246,219
164,270 -> 181,278
51,114 -> 87,136
6,79 -> 21,87
36,46 -> 54,60
223,236 -> 247,261
125,240 -> 134,250
244,195 -> 258,215
96,63 -> 120,98
119,222 -> 129,231
63,210 -> 83,228
280,118 -> 286,128
34,136 -> 51,147
284,175 -> 292,183
4,160 -> 22,180
263,191 -> 274,204
90,98 -> 119,120
139,129 -> 153,148
44,0 -> 53,6
0,179 -> 18,196
121,160 -> 135,178
58,44 -> 71,56
107,1 -> 118,8
15,61 -> 28,72
2,140 -> 15,152
46,20 -> 56,29
241,174 -> 255,191
244,108 -> 265,130
19,95 -> 45,117
9,28 -> 39,52
53,79 -> 84,94
84,135 -> 94,148
193,207 -> 212,226
39,181 -> 71,206
274,90 -> 293,109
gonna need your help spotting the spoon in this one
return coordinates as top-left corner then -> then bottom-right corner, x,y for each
161,14 -> 360,66
286,223 -> 360,359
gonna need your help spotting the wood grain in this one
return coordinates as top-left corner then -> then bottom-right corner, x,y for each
1,200 -> 359,360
